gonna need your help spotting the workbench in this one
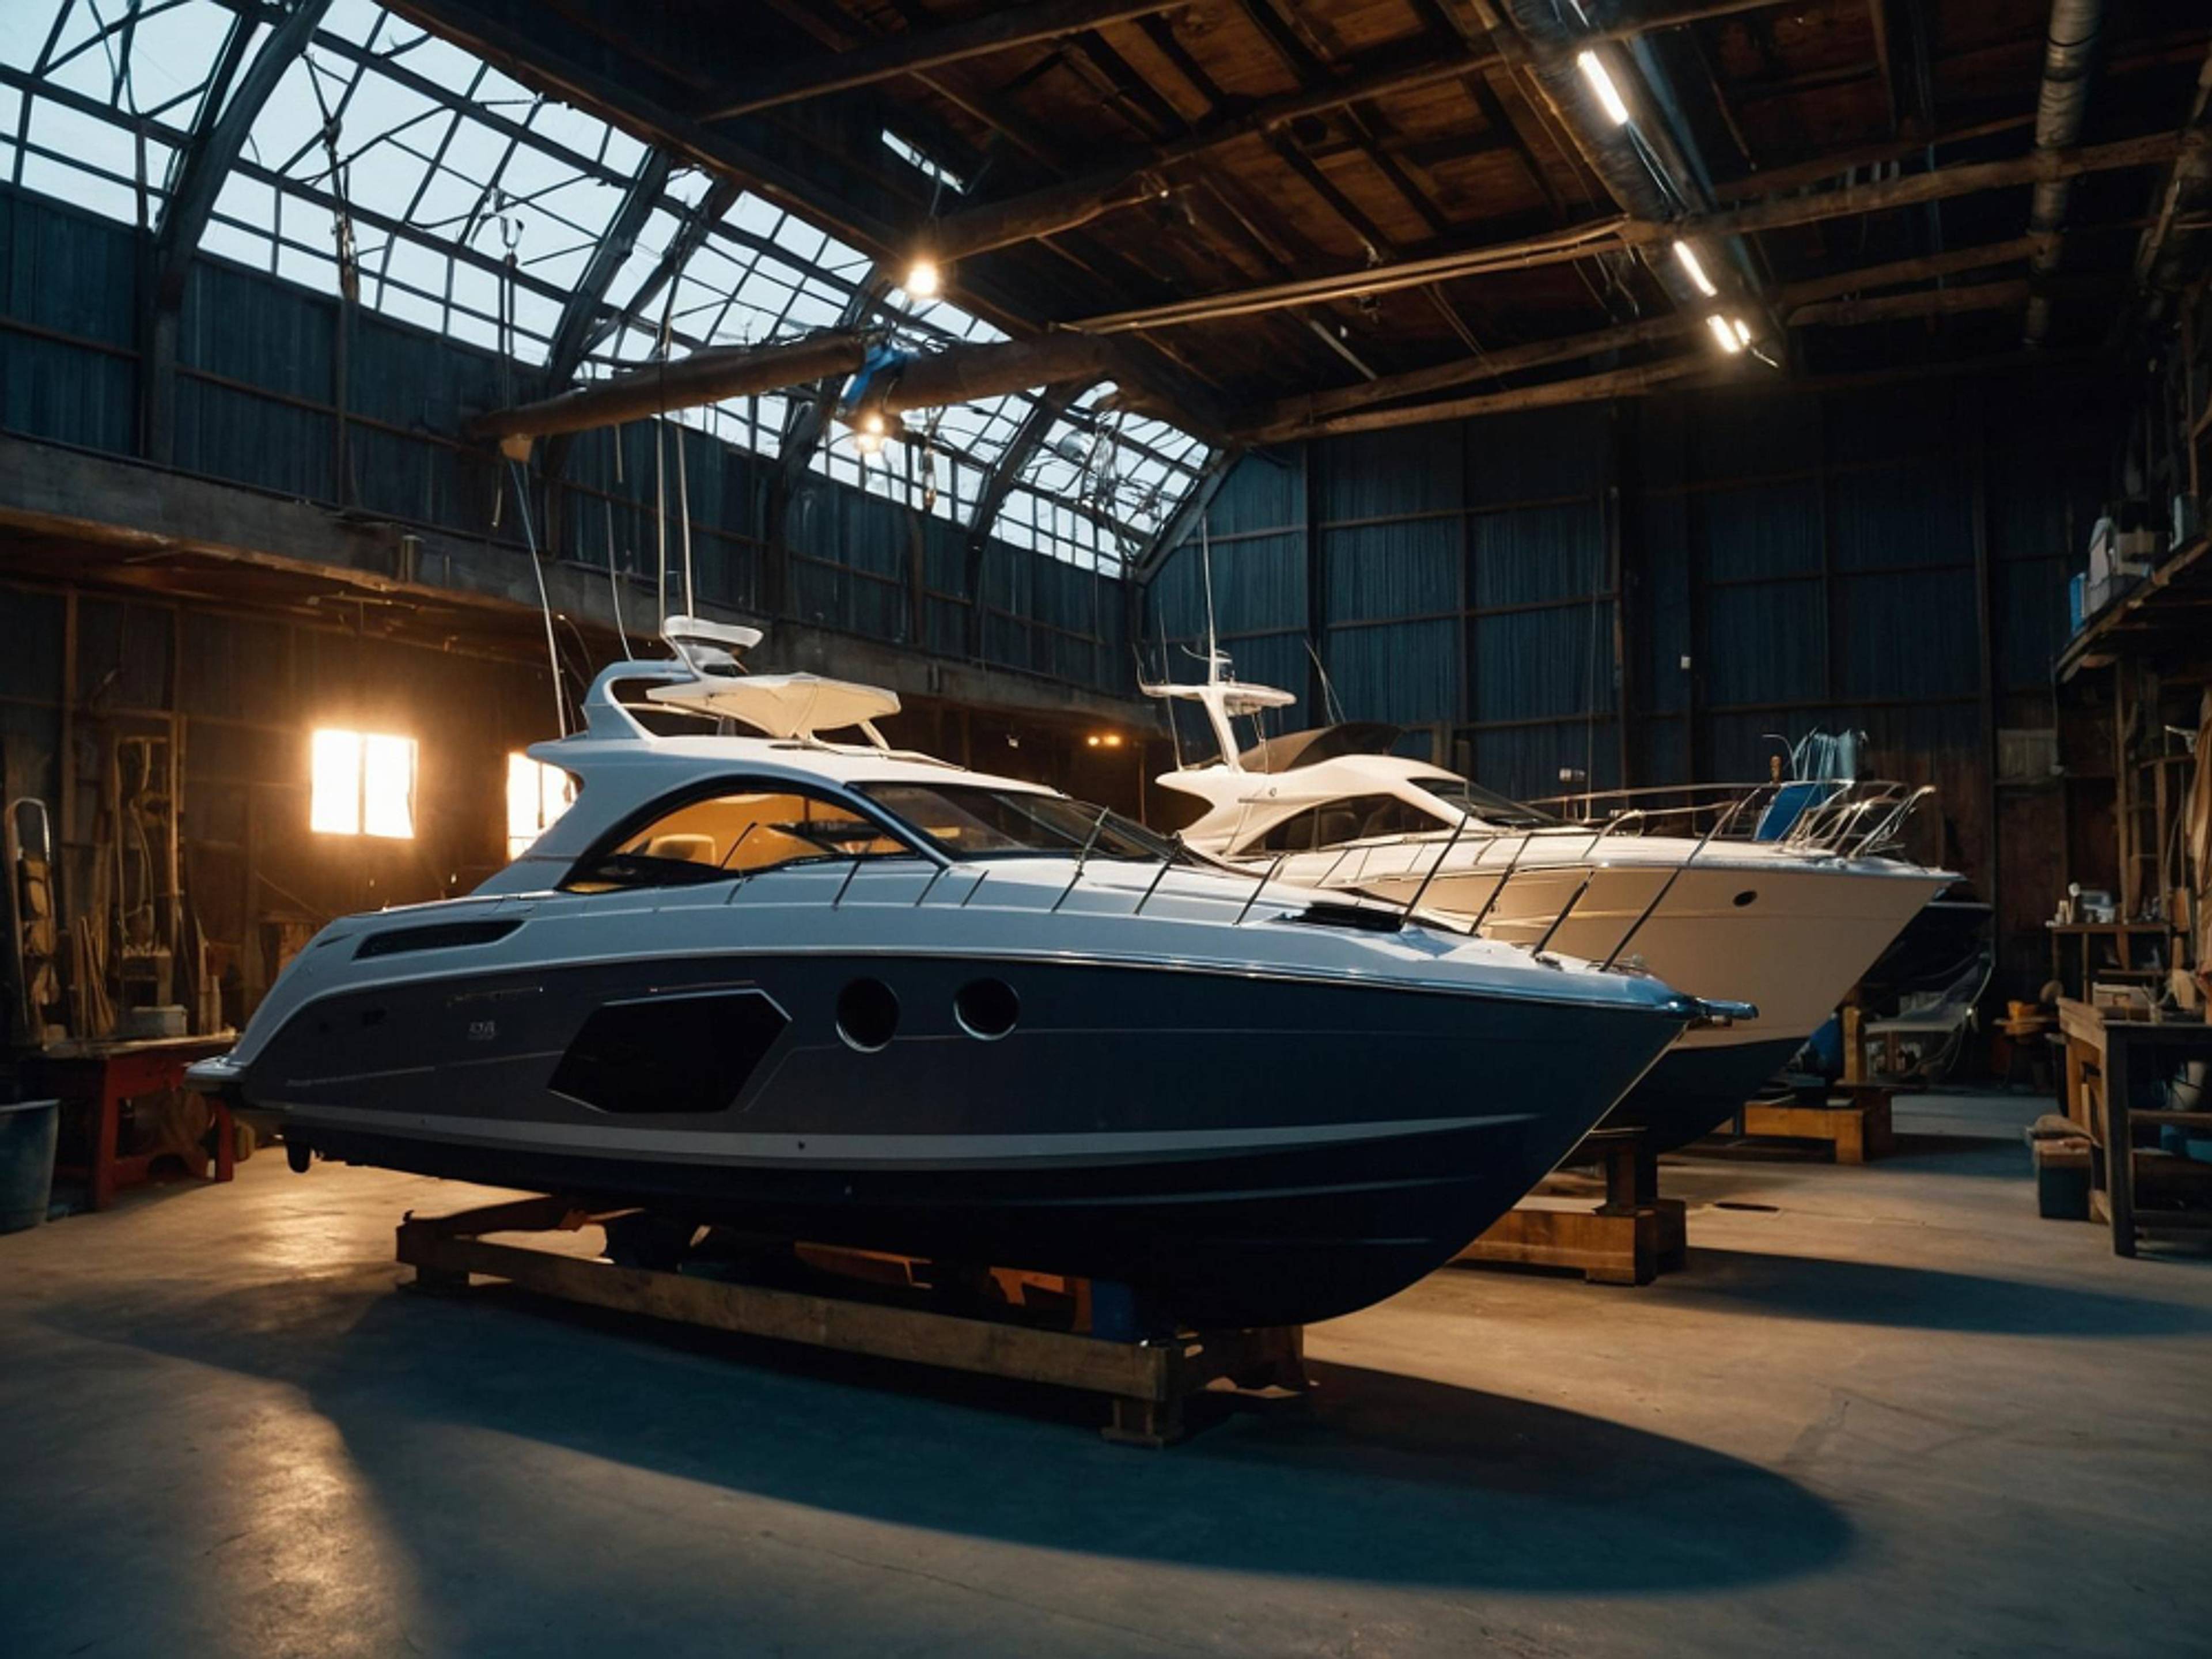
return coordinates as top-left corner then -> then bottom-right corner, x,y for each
2046,922 -> 2182,1002
2055,998 -> 2212,1256
28,1034 -> 238,1210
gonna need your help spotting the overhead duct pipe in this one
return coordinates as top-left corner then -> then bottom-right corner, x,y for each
1501,1 -> 1778,354
2024,0 -> 2105,344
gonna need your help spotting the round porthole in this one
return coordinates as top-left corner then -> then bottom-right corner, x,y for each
954,978 -> 1020,1041
1733,889 -> 1758,908
835,979 -> 899,1052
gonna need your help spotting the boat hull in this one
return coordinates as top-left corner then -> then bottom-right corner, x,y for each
235,949 -> 1683,1328
1582,1034 -> 1809,1154
1281,855 -> 1944,1150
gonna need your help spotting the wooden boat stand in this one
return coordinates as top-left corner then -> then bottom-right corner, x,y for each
394,1196 -> 1310,1447
1452,1129 -> 1687,1286
1732,1082 -> 1895,1163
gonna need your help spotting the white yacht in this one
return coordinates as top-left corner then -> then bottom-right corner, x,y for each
1149,657 -> 1952,1150
188,620 -> 1730,1330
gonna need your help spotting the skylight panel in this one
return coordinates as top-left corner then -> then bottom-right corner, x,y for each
123,2 -> 243,129
1,0 -> 1208,577
880,128 -> 965,195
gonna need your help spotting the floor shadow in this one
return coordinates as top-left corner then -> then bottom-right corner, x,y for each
1664,1248 -> 2212,1335
33,1270 -> 1854,1597
1883,1130 -> 2033,1174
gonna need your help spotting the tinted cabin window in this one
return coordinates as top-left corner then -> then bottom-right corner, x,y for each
564,787 -> 915,892
1255,794 -> 1446,853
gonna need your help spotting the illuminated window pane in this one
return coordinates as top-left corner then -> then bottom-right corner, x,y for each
311,728 -> 417,838
309,730 -> 362,835
506,752 -> 575,859
361,735 -> 419,839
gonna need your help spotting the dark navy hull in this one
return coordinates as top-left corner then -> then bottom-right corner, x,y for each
1589,1035 -> 1805,1154
304,1113 -> 1574,1329
241,951 -> 1683,1328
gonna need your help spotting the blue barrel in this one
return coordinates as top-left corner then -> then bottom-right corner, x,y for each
0,1099 -> 59,1232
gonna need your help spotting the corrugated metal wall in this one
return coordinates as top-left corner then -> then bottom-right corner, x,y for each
0,580 -> 555,1021
1145,372 -> 2109,975
0,183 -> 1127,697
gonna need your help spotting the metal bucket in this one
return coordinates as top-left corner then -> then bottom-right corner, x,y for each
0,1099 -> 59,1232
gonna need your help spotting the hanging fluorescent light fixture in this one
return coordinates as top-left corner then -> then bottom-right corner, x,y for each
1575,50 -> 1632,127
1673,241 -> 1717,297
1706,315 -> 1745,355
1732,317 -> 1753,348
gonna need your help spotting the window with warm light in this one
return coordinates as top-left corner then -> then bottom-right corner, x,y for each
311,730 -> 418,839
506,755 -> 576,859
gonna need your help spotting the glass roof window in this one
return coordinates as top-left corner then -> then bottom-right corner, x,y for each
1,0 -> 1212,570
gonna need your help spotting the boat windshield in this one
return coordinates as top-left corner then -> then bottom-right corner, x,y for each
860,782 -> 1179,862
1415,778 -> 1559,828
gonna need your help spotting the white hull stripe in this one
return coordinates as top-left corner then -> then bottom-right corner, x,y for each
272,1103 -> 1529,1168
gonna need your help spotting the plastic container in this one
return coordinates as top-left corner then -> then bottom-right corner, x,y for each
0,1099 -> 60,1232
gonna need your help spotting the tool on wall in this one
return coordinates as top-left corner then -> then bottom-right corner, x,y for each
5,797 -> 65,1048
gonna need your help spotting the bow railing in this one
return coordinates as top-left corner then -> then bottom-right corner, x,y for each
1527,778 -> 1933,861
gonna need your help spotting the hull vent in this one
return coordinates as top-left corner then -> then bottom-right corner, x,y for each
551,990 -> 787,1115
355,919 -> 522,959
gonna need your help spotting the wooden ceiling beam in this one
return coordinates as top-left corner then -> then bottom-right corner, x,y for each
1262,356 -> 1715,439
699,0 -> 1183,120
1774,234 -> 2051,306
1785,277 -> 2029,329
1237,233 -> 2082,438
1069,129 -> 2196,332
464,331 -> 1124,444
915,0 -> 1790,264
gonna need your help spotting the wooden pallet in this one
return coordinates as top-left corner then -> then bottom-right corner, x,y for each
1735,1083 -> 1895,1164
393,1196 -> 1309,1447
1453,1130 -> 1687,1285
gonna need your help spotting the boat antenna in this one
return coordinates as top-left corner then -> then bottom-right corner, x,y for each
652,281 -> 678,622
674,416 -> 696,619
1305,637 -> 1345,725
1200,513 -> 1219,666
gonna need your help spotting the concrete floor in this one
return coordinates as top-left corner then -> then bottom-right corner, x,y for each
2,1091 -> 2207,1658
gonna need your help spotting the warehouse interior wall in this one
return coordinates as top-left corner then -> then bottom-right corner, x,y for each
1144,370 -> 2124,998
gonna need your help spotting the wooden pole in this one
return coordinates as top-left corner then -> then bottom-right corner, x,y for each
466,331 -> 868,442
467,332 -> 1115,444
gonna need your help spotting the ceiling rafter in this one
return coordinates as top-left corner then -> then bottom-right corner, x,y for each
699,0 -> 1184,121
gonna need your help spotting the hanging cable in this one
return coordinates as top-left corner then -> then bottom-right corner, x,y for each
675,416 -> 695,618
604,500 -> 632,659
489,195 -> 566,737
509,465 -> 566,736
652,280 -> 680,624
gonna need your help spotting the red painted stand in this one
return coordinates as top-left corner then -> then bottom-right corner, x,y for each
31,1035 -> 237,1210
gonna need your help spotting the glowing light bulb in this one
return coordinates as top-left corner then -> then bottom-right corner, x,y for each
1673,240 -> 1717,297
904,257 -> 941,298
1576,51 -> 1631,127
